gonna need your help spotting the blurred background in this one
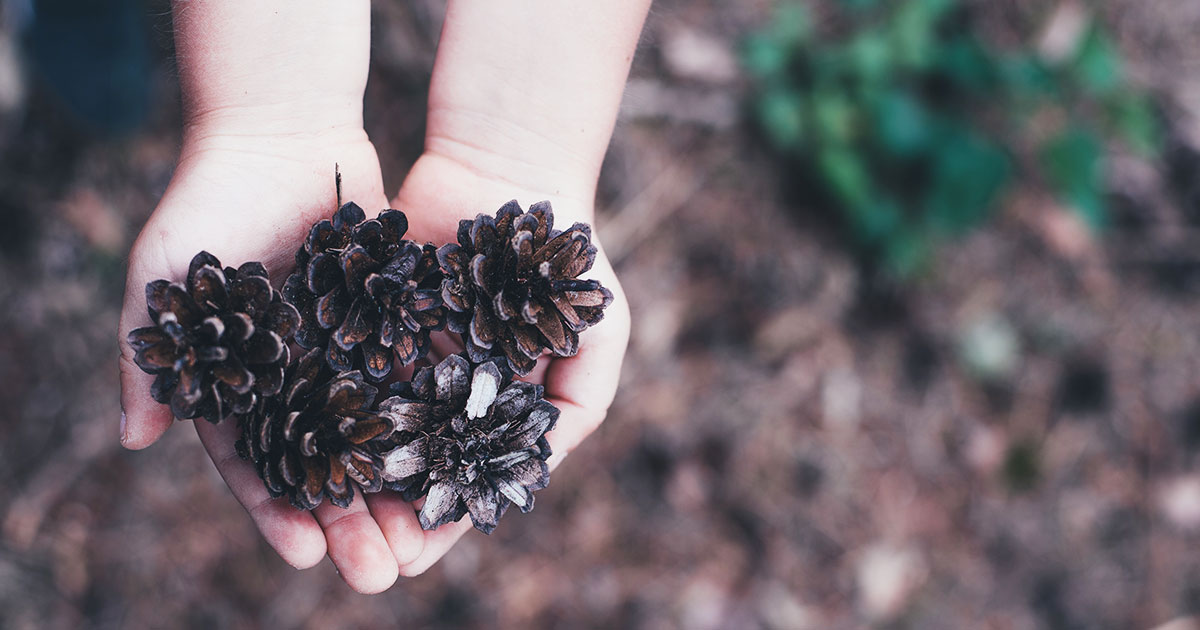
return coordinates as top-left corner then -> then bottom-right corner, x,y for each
2,0 -> 1200,627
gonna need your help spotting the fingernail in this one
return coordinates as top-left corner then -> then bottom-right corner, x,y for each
119,412 -> 128,445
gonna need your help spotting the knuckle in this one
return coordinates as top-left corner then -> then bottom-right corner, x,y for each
392,544 -> 423,569
216,449 -> 245,474
246,494 -> 278,522
397,560 -> 431,578
321,508 -> 371,533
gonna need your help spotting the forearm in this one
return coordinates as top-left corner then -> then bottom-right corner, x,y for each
172,0 -> 371,139
421,0 -> 652,212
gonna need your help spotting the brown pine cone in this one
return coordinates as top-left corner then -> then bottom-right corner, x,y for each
378,354 -> 557,534
284,202 -> 445,380
127,251 -> 299,423
437,200 -> 613,376
237,347 -> 394,510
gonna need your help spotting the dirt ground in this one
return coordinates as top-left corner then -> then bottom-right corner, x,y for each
3,1 -> 1200,628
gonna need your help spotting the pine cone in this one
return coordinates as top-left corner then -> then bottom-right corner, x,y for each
284,202 -> 445,381
237,347 -> 394,509
437,200 -> 613,376
127,251 -> 299,422
378,354 -> 558,534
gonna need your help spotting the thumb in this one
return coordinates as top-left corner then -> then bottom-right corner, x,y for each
119,350 -> 175,449
117,231 -> 180,450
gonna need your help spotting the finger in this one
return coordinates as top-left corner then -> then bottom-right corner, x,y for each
118,246 -> 185,450
118,352 -> 175,450
397,517 -> 474,578
364,491 -> 426,567
541,399 -> 602,472
313,494 -> 399,593
194,418 -> 328,569
520,355 -> 552,383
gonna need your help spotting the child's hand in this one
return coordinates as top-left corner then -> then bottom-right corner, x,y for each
373,152 -> 632,577
117,127 -> 395,590
118,1 -> 425,593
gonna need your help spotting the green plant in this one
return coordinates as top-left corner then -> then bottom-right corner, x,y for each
745,0 -> 1160,275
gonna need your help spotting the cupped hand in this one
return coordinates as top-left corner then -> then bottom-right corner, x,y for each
119,137 -> 630,592
117,128 -> 409,591
374,152 -> 632,577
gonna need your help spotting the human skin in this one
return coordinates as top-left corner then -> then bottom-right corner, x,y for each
118,0 -> 645,593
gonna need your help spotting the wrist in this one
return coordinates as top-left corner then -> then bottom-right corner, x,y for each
421,112 -> 600,221
182,98 -> 365,143
178,120 -> 372,167
393,149 -> 598,248
416,0 -> 651,222
172,0 -> 370,143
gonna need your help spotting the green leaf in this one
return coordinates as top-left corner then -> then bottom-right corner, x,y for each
817,147 -> 872,210
857,198 -> 905,246
883,228 -> 931,277
743,34 -> 790,78
1040,127 -> 1106,229
813,90 -> 857,146
1071,28 -> 1121,95
890,0 -> 954,70
1107,93 -> 1160,157
742,5 -> 811,77
773,4 -> 813,45
938,37 -> 999,94
845,30 -> 893,85
756,88 -> 806,149
999,54 -> 1058,102
924,127 -> 1010,235
838,0 -> 881,10
874,90 -> 931,157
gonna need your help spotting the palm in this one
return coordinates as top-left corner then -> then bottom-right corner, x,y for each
120,134 -> 385,435
118,134 -> 403,585
383,153 -> 631,575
